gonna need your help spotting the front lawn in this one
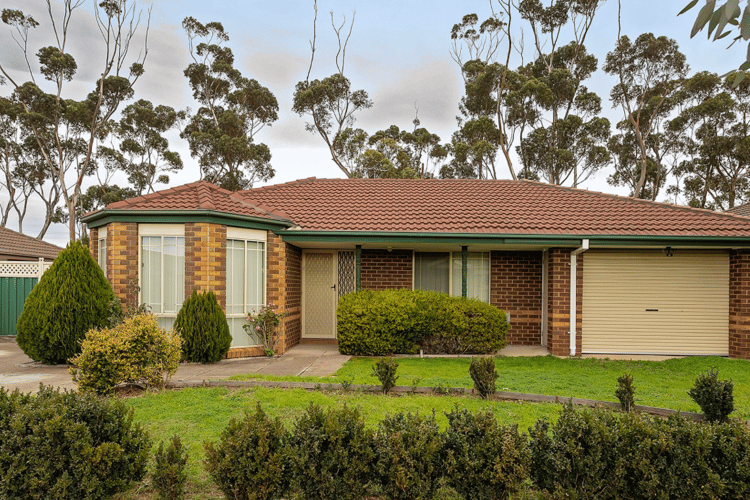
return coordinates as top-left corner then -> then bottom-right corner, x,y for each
124,387 -> 558,499
231,355 -> 750,418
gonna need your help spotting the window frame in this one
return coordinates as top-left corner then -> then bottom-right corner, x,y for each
413,250 -> 491,302
138,224 -> 186,329
226,228 -> 268,348
97,233 -> 107,278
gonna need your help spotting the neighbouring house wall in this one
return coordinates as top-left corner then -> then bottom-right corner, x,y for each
185,222 -> 227,309
547,248 -> 583,357
730,250 -> 750,359
361,249 -> 413,290
108,222 -> 138,309
491,251 -> 543,345
284,243 -> 302,351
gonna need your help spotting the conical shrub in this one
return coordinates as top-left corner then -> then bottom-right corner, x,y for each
174,290 -> 231,363
16,241 -> 114,364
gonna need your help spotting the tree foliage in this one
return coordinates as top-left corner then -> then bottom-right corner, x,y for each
182,17 -> 278,191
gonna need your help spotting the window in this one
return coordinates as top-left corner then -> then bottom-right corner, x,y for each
140,232 -> 185,331
414,251 -> 490,302
226,230 -> 266,347
98,237 -> 106,277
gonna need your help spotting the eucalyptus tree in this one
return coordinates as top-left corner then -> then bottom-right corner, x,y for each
182,17 -> 278,191
603,31 -> 689,199
0,1 -> 150,241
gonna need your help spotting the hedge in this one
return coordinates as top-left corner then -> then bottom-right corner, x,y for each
337,289 -> 508,355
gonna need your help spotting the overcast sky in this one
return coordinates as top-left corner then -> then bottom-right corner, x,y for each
0,0 -> 745,246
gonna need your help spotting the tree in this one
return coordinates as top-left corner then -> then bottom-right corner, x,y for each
0,2 -> 150,242
182,17 -> 278,191
679,0 -> 750,84
603,30 -> 689,198
672,71 -> 750,209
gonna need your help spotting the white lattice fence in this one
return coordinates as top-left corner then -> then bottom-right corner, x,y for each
0,259 -> 51,278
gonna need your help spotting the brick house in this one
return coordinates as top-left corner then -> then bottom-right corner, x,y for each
82,178 -> 750,359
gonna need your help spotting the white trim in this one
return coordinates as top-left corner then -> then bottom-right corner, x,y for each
541,249 -> 549,346
227,227 -> 267,241
138,223 -> 185,236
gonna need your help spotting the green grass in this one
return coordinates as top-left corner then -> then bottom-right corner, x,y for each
232,355 -> 750,418
124,386 -> 559,499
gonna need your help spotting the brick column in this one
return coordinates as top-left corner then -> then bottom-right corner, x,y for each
284,243 -> 302,351
89,227 -> 98,261
185,222 -> 227,308
266,232 -> 288,354
730,250 -> 750,358
109,222 -> 138,309
547,248 -> 583,357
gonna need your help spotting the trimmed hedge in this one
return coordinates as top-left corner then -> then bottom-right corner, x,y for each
337,289 -> 508,355
0,385 -> 150,500
16,241 -> 114,364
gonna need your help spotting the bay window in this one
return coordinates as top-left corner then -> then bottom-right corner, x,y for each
140,225 -> 185,331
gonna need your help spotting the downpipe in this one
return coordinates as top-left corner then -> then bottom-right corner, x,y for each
569,239 -> 589,356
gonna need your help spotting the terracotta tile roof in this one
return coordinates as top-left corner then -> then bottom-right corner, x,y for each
0,226 -> 63,260
98,181 -> 291,222
236,178 -> 750,237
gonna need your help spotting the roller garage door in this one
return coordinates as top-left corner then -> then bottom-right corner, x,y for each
582,251 -> 728,355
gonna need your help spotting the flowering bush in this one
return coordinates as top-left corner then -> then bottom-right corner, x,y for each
244,304 -> 287,356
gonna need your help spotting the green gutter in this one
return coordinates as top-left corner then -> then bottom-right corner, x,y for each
82,209 -> 294,231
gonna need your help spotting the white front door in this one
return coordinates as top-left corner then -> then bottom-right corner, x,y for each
302,252 -> 337,338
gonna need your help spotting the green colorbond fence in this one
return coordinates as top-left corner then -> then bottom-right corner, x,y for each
0,277 -> 37,336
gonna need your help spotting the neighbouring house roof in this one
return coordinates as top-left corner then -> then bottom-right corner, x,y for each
84,181 -> 293,227
238,178 -> 750,238
727,203 -> 750,217
0,226 -> 63,261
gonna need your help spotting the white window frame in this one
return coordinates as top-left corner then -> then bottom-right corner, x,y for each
226,228 -> 267,347
413,251 -> 491,302
98,232 -> 107,278
138,224 -> 186,329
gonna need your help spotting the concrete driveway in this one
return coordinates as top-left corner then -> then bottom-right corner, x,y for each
0,337 -> 350,394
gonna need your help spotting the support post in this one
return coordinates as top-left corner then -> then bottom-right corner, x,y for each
569,239 -> 589,357
355,245 -> 362,291
461,246 -> 468,298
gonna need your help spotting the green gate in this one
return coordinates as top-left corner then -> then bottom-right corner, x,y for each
0,277 -> 37,336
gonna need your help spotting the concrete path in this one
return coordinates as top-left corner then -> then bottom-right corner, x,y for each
0,337 -> 350,394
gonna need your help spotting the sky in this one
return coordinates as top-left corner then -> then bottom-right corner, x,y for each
0,0 -> 746,246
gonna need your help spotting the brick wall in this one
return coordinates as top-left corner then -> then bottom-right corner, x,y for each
730,250 -> 750,358
284,243 -> 302,351
185,222 -> 227,308
108,222 -> 138,308
547,248 -> 583,357
89,227 -> 98,262
266,232 -> 303,354
490,251 -> 543,345
361,249 -> 413,290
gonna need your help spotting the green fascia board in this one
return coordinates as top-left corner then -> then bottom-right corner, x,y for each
276,230 -> 750,248
82,210 -> 293,231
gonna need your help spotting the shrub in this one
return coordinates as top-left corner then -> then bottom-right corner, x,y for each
69,314 -> 182,395
372,357 -> 399,394
244,304 -> 287,356
0,385 -> 150,500
289,403 -> 375,500
688,367 -> 734,423
337,289 -> 508,355
616,373 -> 635,412
204,404 -> 290,500
442,407 -> 530,500
174,290 -> 231,363
469,357 -> 498,399
374,412 -> 444,500
153,435 -> 188,500
16,241 -> 114,364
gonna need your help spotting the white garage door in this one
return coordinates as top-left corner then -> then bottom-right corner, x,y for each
582,251 -> 729,355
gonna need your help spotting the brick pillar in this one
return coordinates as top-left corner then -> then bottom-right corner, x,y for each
109,222 -> 138,309
266,232 -> 288,354
89,227 -> 98,261
547,248 -> 583,357
730,250 -> 750,358
185,222 -> 227,308
284,243 -> 302,352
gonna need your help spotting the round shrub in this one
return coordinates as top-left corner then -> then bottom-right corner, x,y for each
469,357 -> 498,399
174,290 -> 231,363
337,289 -> 508,355
204,404 -> 291,500
69,314 -> 182,395
16,241 -> 114,364
374,412 -> 444,500
688,367 -> 734,423
0,385 -> 150,500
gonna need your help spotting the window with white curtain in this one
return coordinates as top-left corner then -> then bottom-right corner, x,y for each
98,237 -> 106,277
226,239 -> 266,347
141,235 -> 185,331
414,251 -> 490,302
